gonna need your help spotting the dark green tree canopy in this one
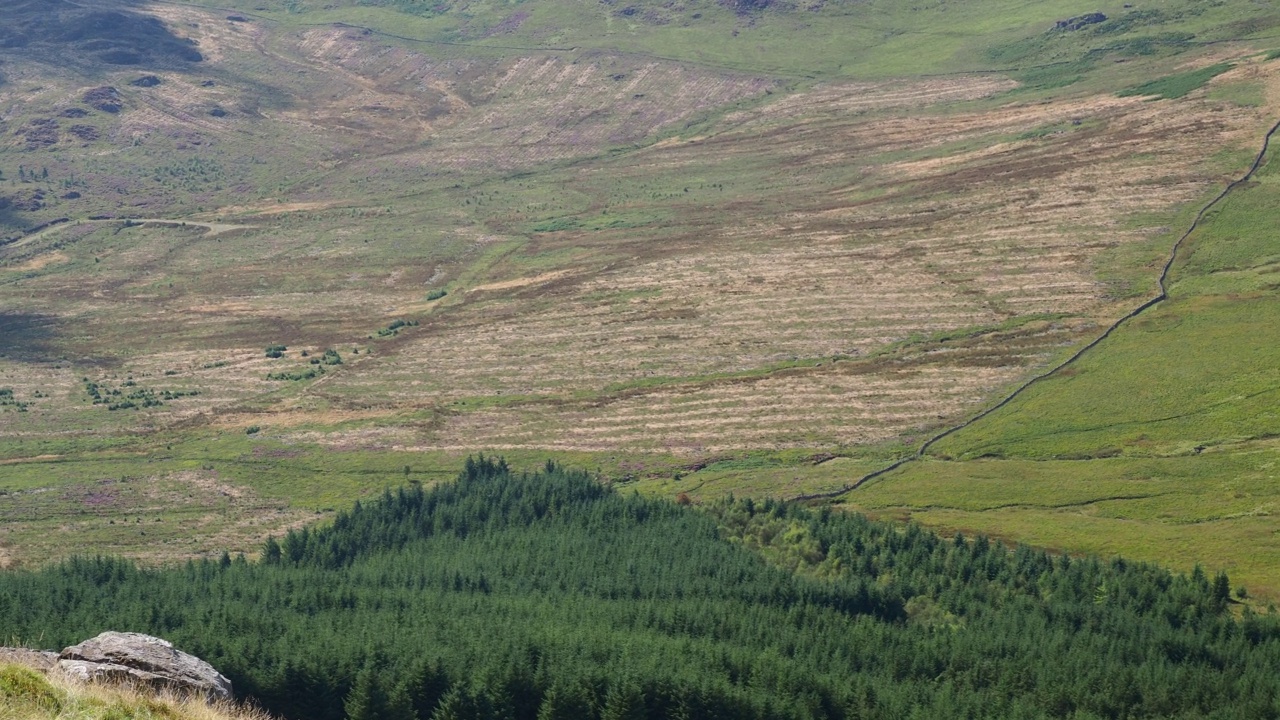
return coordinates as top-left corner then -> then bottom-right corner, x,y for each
2,457 -> 1279,720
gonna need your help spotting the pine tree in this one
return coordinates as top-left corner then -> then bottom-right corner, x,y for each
262,536 -> 282,564
537,681 -> 593,720
431,684 -> 481,720
405,659 -> 451,720
1213,571 -> 1231,608
345,667 -> 387,720
600,682 -> 646,720
386,682 -> 419,720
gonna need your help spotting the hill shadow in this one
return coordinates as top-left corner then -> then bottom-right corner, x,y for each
0,199 -> 27,235
0,311 -> 61,363
0,0 -> 204,71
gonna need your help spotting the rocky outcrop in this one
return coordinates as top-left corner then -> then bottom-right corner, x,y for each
2,189 -> 47,212
1055,13 -> 1107,31
82,86 -> 122,113
54,632 -> 232,701
68,124 -> 100,141
19,118 -> 59,148
0,647 -> 59,670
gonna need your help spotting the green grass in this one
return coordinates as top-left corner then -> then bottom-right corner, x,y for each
188,0 -> 1280,80
0,664 -> 60,711
838,102 -> 1280,599
1207,79 -> 1267,107
931,158 -> 1280,461
0,425 -> 710,565
928,294 -> 1280,460
1118,62 -> 1235,99
848,449 -> 1280,598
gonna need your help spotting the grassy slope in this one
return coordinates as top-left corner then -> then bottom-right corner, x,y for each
202,0 -> 1280,79
3,0 -> 1280,580
843,112 -> 1280,598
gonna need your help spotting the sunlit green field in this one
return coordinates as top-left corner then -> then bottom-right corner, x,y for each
841,130 -> 1280,598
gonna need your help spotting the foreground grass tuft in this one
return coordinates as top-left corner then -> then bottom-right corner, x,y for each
0,665 -> 61,713
0,663 -> 270,720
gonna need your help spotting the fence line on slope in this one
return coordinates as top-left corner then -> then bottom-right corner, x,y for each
789,115 -> 1280,503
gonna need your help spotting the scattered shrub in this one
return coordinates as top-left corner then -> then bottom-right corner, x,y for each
0,388 -> 29,412
266,366 -> 324,381
308,349 -> 343,366
376,319 -> 419,337
83,379 -> 198,410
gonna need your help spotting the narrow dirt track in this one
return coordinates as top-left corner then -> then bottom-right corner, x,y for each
0,217 -> 254,255
789,114 -> 1280,503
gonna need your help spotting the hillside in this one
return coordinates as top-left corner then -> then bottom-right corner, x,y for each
844,118 -> 1280,596
4,460 -> 1280,719
2,0 -> 1280,598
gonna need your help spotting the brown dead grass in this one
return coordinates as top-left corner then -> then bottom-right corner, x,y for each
5,251 -> 69,272
146,5 -> 265,65
0,455 -> 62,466
2,12 -> 1276,467
214,200 -> 345,217
211,408 -> 394,430
287,28 -> 780,170
470,270 -> 572,293
295,60 -> 1280,453
324,72 -> 1261,403
2,660 -> 278,720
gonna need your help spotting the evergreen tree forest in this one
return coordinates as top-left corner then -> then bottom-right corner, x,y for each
3,457 -> 1280,719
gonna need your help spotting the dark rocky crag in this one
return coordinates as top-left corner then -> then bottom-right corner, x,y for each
1055,13 -> 1107,31
0,0 -> 203,70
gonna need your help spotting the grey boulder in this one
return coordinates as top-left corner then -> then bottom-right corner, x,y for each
0,647 -> 59,670
56,632 -> 233,701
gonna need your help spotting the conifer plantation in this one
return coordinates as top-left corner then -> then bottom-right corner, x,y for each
3,458 -> 1280,719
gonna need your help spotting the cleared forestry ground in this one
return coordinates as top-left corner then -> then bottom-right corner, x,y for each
3,0 -> 1280,588
312,66 -> 1270,453
831,78 -> 1280,600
